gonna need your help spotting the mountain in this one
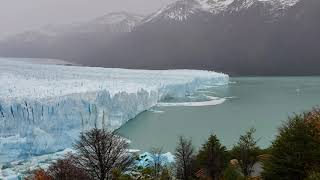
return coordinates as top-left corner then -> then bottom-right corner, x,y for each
0,12 -> 144,65
0,0 -> 320,75
95,0 -> 320,75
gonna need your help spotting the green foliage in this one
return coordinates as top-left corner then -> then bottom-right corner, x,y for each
112,168 -> 134,180
262,115 -> 320,180
305,171 -> 320,180
257,147 -> 271,155
118,175 -> 133,180
222,166 -> 245,180
197,134 -> 228,180
124,165 -> 174,180
127,166 -> 153,179
160,168 -> 171,180
140,167 -> 154,177
231,128 -> 260,177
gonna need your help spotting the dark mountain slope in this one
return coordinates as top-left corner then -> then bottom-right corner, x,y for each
0,0 -> 319,75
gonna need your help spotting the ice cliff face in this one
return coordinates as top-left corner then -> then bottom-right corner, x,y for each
0,58 -> 229,163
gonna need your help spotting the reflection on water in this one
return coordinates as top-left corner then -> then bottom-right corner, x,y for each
118,77 -> 320,152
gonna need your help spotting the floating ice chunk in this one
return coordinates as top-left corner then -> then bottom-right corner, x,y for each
148,109 -> 165,113
157,98 -> 226,107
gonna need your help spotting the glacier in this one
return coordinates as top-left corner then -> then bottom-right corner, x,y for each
0,58 -> 229,164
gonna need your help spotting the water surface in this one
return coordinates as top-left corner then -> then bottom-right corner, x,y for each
118,77 -> 320,152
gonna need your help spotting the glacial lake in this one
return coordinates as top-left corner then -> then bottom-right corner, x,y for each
118,77 -> 320,152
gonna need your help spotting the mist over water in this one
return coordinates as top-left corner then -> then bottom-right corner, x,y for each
0,0 -> 175,39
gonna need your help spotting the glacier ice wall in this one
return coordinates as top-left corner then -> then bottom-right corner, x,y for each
0,58 -> 229,163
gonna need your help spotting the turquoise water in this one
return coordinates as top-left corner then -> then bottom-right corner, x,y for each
117,77 -> 320,152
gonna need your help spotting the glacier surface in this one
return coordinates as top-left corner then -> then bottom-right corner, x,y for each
0,58 -> 229,163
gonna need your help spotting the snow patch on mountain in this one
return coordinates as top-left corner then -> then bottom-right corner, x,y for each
144,0 -> 301,22
93,12 -> 143,26
198,0 -> 235,13
266,0 -> 300,8
89,12 -> 144,32
144,0 -> 202,22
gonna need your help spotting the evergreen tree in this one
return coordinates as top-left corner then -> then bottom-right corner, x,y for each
231,128 -> 260,177
262,114 -> 320,180
197,134 -> 228,180
222,166 -> 245,180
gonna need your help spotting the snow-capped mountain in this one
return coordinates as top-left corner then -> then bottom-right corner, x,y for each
91,0 -> 320,75
144,0 -> 204,22
0,0 -> 319,75
143,0 -> 300,22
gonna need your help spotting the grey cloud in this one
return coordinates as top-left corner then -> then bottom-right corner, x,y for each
0,0 -> 175,38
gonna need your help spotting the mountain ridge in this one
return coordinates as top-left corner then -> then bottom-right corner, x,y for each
0,0 -> 319,75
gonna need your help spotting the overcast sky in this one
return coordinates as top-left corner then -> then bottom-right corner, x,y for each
0,0 -> 175,38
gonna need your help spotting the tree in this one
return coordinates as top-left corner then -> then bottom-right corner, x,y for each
262,112 -> 320,180
25,169 -> 52,180
160,167 -> 171,180
231,128 -> 260,177
222,166 -> 244,180
150,147 -> 164,179
174,136 -> 195,180
47,156 -> 91,180
304,108 -> 320,142
196,134 -> 228,180
74,128 -> 134,180
305,171 -> 320,180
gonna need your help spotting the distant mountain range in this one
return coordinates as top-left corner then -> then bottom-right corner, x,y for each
0,0 -> 319,75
